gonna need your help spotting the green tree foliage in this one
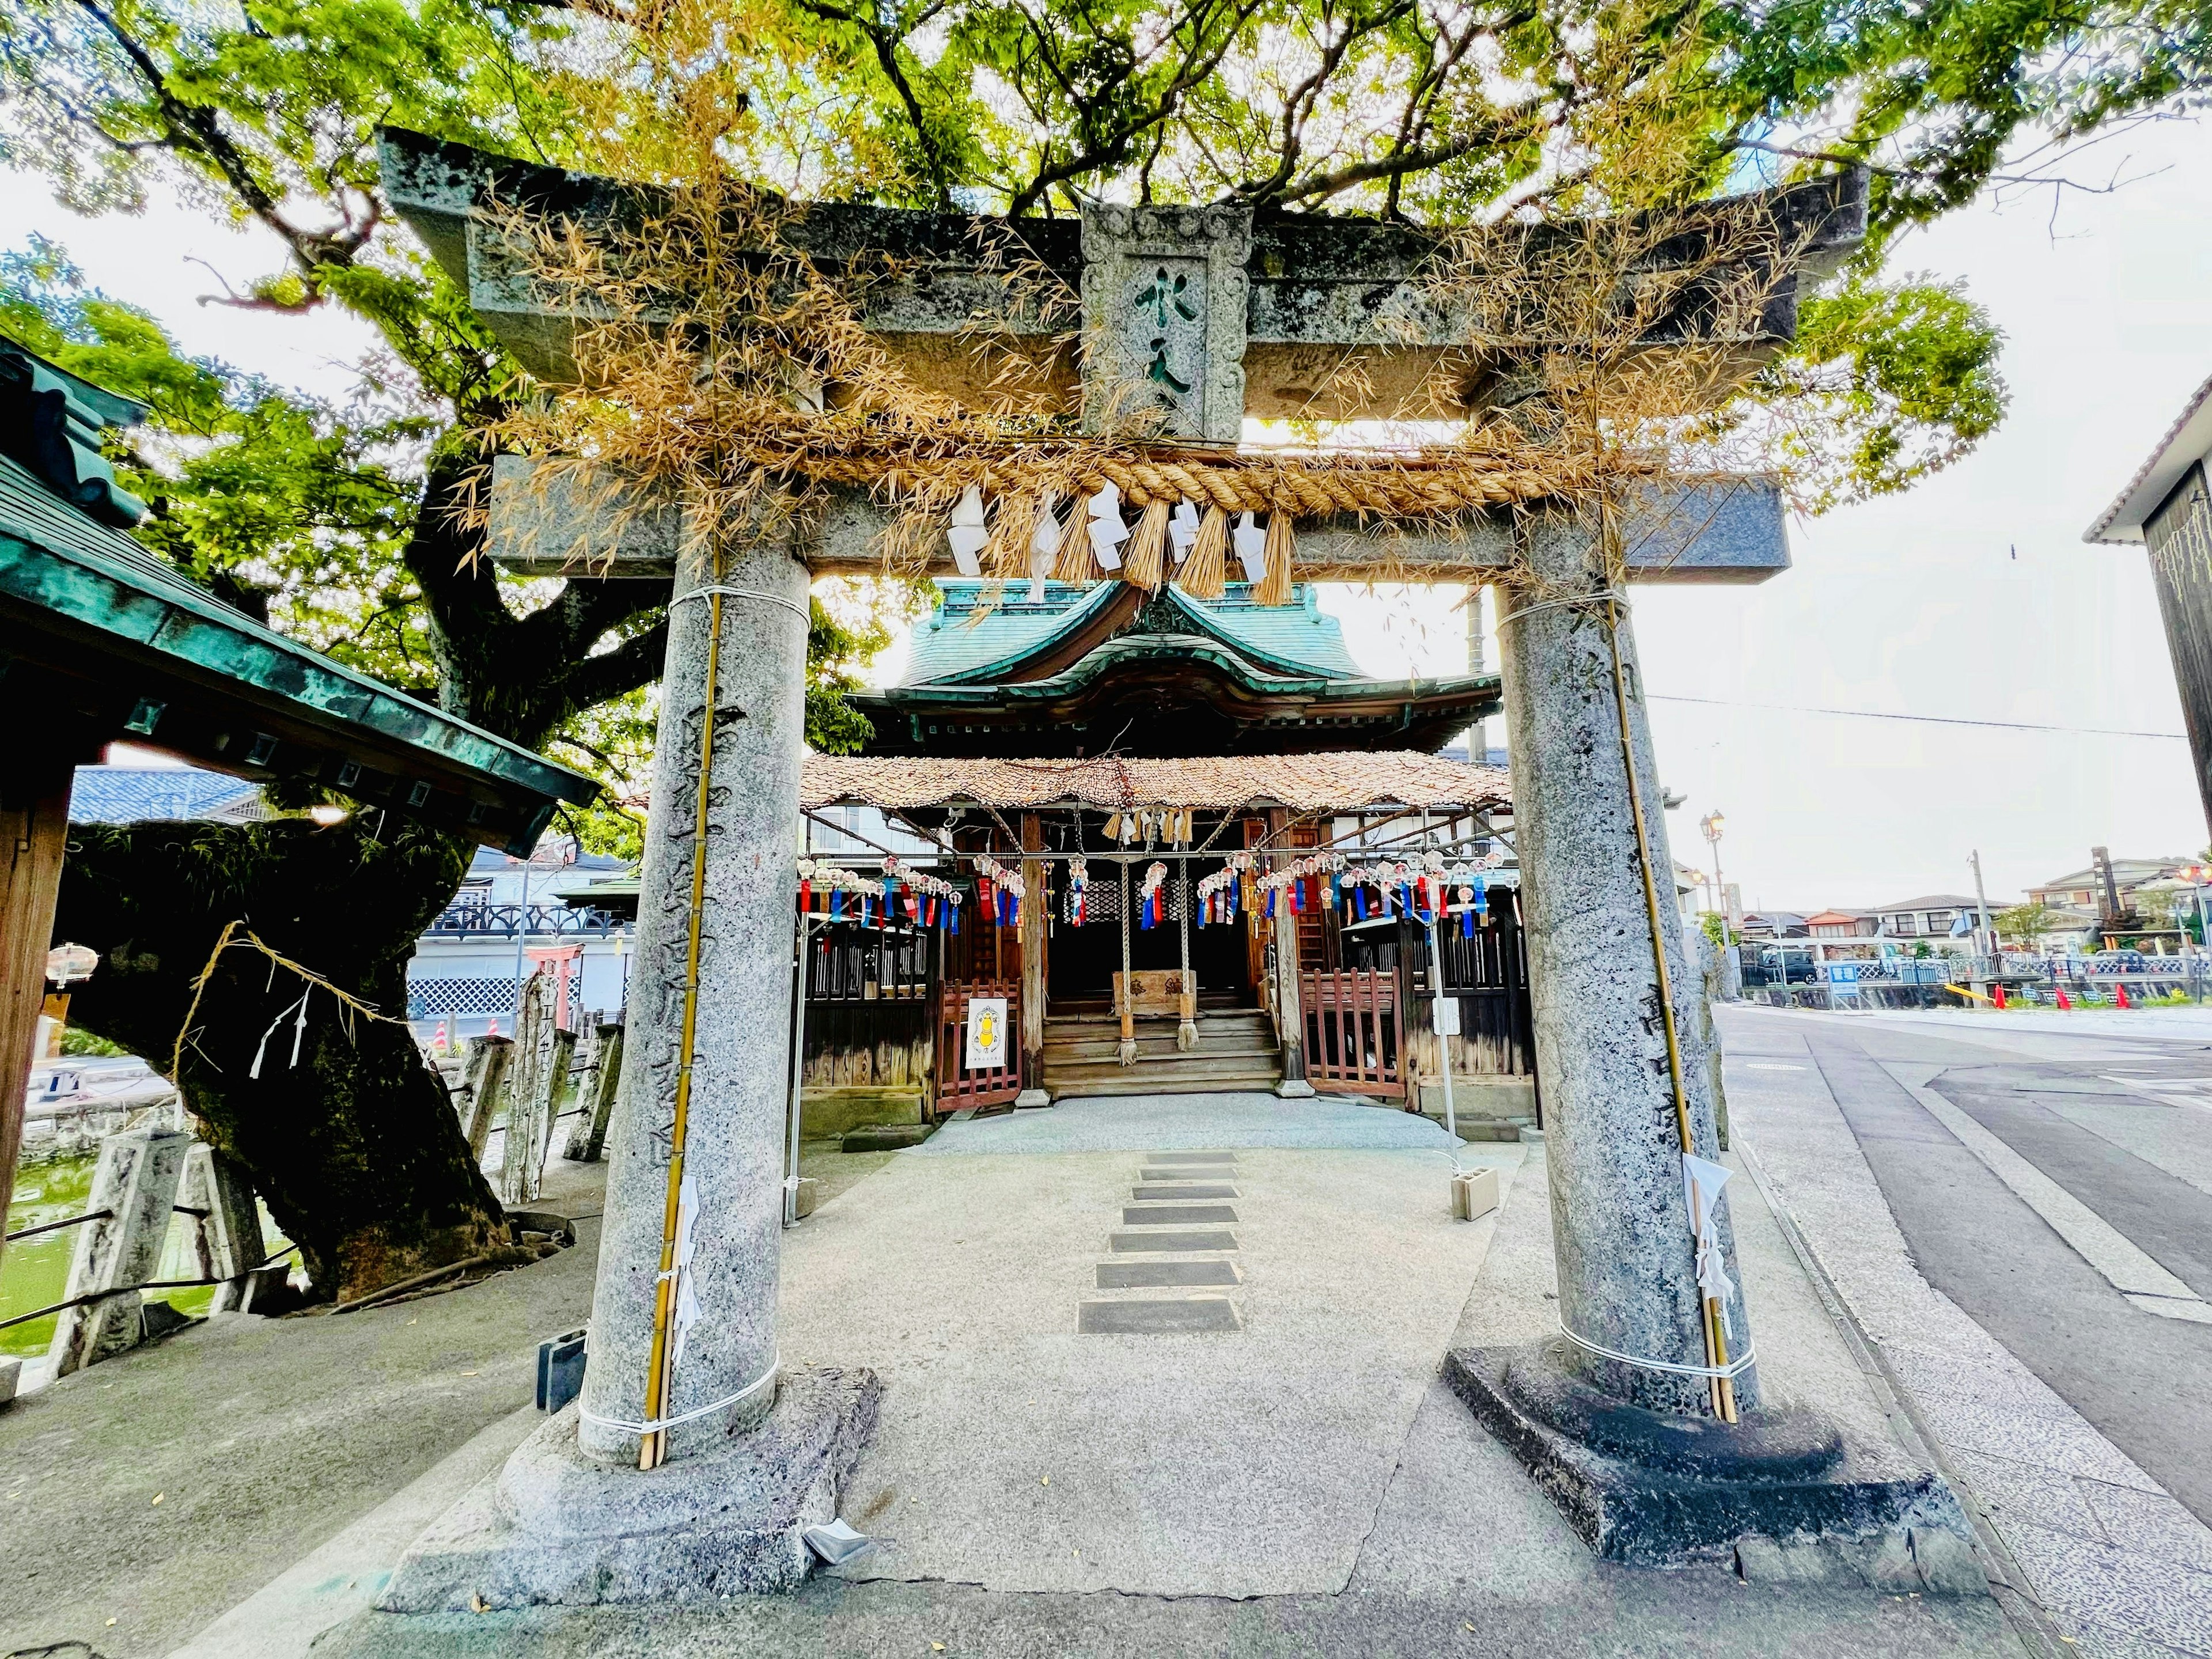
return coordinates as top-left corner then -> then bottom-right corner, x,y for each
1753,272 -> 2012,511
1995,900 -> 2059,945
9,0 -> 2194,512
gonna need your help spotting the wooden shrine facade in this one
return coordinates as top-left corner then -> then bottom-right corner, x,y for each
791,751 -> 1537,1124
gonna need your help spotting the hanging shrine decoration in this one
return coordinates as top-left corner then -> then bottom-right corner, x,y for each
1195,853 -> 1253,926
797,857 -> 967,933
972,854 -> 1025,927
1064,857 -> 1091,925
1101,808 -> 1191,846
882,855 -> 963,930
1256,852 -> 1336,920
1137,861 -> 1169,930
1334,849 -> 1508,930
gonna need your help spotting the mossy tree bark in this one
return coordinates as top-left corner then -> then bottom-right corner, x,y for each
54,816 -> 505,1304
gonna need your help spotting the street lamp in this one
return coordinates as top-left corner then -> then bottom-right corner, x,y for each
1700,810 -> 1729,944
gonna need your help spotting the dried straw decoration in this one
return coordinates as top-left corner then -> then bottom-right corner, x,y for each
1179,506 -> 1229,600
1256,512 -> 1295,607
982,493 -> 1037,578
1120,498 -> 1170,591
1052,499 -> 1100,582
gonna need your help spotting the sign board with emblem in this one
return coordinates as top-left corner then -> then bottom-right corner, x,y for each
965,995 -> 1009,1071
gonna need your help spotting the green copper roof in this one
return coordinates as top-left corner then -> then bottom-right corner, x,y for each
0,419 -> 597,853
903,579 -> 1363,686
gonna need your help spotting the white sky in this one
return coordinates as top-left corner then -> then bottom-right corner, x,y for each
12,114 -> 2211,913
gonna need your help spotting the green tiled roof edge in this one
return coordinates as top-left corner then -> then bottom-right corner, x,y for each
903,579 -> 1363,687
0,451 -> 596,806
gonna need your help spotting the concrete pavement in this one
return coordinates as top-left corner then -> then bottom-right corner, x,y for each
320,1089 -> 2015,1657
0,1079 -> 2041,1658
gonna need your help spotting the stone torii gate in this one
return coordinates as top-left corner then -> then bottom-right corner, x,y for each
374,129 -> 1882,1604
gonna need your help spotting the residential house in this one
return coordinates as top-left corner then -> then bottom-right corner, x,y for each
2085,372 -> 2212,836
1738,911 -> 1809,941
1804,909 -> 1878,939
2028,857 -> 2194,924
1868,895 -> 1983,940
406,844 -> 636,1042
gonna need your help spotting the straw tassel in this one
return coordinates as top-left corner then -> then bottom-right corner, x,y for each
1179,505 -> 1229,600
983,493 -> 1038,578
1052,495 -> 1100,581
1120,497 -> 1170,591
1255,510 -> 1296,605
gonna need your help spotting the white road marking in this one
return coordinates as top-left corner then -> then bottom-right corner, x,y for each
1881,1060 -> 2212,1324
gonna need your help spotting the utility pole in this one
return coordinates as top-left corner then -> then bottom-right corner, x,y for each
1969,849 -> 1995,961
1700,811 -> 1729,944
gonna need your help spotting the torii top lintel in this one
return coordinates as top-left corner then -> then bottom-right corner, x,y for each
379,127 -> 1865,442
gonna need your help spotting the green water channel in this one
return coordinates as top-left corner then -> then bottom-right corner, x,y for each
3,1149 -> 290,1359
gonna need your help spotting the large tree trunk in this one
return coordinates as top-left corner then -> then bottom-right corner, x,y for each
53,816 -> 504,1304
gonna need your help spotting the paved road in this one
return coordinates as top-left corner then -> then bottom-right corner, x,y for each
1726,1006 -> 2212,1525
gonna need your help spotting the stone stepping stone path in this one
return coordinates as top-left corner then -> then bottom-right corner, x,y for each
1078,1151 -> 1245,1335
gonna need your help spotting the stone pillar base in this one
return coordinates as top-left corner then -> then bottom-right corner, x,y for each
1445,1342 -> 1967,1567
377,1365 -> 880,1611
1013,1088 -> 1052,1110
1273,1079 -> 1315,1099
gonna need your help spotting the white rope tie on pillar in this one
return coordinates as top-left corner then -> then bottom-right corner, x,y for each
1555,1321 -> 1757,1380
671,584 -> 813,626
579,1351 -> 783,1435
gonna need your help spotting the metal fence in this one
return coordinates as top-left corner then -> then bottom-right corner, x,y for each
1733,946 -> 2212,1011
424,902 -> 630,940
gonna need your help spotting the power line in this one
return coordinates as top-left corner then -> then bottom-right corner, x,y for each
1649,695 -> 2187,741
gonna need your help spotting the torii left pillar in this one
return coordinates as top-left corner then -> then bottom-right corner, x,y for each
380,525 -> 880,1612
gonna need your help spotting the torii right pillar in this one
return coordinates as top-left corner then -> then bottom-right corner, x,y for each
1447,506 -> 1916,1565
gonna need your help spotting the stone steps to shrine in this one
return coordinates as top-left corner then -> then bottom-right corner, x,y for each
1042,1025 -> 1279,1063
1039,1051 -> 1284,1097
1039,1007 -> 1282,1096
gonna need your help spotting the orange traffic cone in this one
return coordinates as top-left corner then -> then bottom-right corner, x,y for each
2056,988 -> 2073,1010
1993,984 -> 2008,1010
2117,984 -> 2132,1010
487,1014 -> 501,1036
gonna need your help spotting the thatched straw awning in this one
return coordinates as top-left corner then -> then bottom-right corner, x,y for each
800,750 -> 1510,816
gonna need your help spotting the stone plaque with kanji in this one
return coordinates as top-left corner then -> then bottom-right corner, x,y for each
1080,204 -> 1252,445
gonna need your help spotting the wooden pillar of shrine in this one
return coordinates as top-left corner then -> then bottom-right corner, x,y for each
1015,812 -> 1050,1107
1266,808 -> 1312,1096
1,732 -> 83,1290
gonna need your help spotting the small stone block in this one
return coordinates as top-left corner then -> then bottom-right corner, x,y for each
1013,1089 -> 1052,1110
1132,1184 -> 1238,1200
1451,1168 -> 1501,1222
1140,1168 -> 1236,1184
791,1178 -> 821,1219
1078,1298 -> 1242,1335
1096,1260 -> 1241,1289
1274,1080 -> 1316,1099
1735,1536 -> 1858,1586
1122,1205 -> 1237,1226
0,1357 -> 18,1406
842,1124 -> 931,1152
1851,1529 -> 1923,1592
1908,1525 -> 1987,1594
1108,1229 -> 1236,1253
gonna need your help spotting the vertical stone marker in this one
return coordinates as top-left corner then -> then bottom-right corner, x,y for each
378,523 -> 880,1613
